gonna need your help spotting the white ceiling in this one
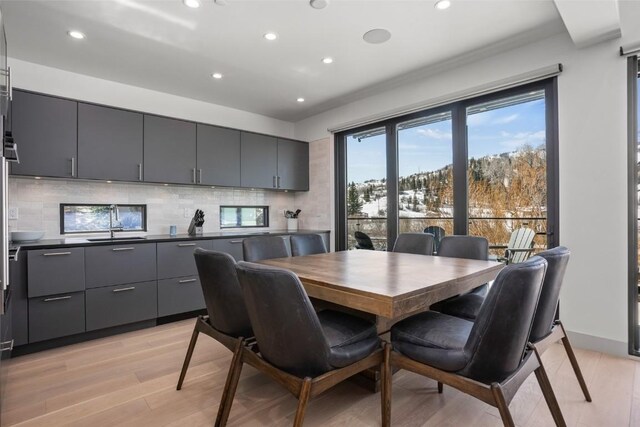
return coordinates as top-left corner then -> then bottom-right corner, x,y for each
0,0 -> 578,122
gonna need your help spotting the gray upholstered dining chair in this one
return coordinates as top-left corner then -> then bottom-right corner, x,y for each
216,261 -> 386,427
242,235 -> 290,262
290,233 -> 328,256
176,249 -> 253,390
383,256 -> 566,427
392,232 -> 434,255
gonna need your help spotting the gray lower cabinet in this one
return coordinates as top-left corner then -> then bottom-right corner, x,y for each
85,281 -> 158,331
197,124 -> 241,187
28,292 -> 85,343
277,139 -> 309,191
144,115 -> 197,184
10,90 -> 78,178
85,243 -> 156,288
212,238 -> 245,261
27,248 -> 85,298
78,103 -> 143,182
240,132 -> 278,189
158,276 -> 205,316
157,240 -> 213,279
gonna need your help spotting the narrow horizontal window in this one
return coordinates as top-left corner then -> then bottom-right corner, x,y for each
220,206 -> 269,228
60,204 -> 147,234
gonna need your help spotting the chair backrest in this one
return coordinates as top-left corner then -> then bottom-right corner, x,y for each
529,246 -> 570,343
392,233 -> 434,255
193,249 -> 253,338
507,228 -> 536,264
236,261 -> 332,378
423,226 -> 446,252
291,233 -> 328,257
354,231 -> 374,250
460,256 -> 547,384
242,235 -> 290,262
437,235 -> 488,260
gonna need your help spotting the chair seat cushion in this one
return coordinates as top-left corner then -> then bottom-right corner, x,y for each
431,293 -> 485,321
318,310 -> 380,369
391,311 -> 473,372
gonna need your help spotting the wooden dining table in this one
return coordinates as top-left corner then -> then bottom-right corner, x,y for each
258,250 -> 505,333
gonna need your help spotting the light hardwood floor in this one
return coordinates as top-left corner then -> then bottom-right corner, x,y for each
2,318 -> 639,426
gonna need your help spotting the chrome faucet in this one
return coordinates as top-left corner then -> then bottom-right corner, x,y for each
109,204 -> 123,238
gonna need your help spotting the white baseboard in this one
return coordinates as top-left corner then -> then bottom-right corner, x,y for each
565,330 -> 629,358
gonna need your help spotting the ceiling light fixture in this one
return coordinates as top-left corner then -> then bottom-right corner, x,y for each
363,29 -> 391,44
212,72 -> 223,79
434,0 -> 451,10
183,0 -> 201,8
67,30 -> 85,40
297,98 -> 305,103
264,32 -> 278,41
310,0 -> 328,9
322,57 -> 333,64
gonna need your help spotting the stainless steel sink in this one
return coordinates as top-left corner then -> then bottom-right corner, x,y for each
87,236 -> 147,242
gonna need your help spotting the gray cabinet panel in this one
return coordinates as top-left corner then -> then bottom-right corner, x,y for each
197,125 -> 241,187
78,103 -> 143,181
27,248 -> 85,298
157,239 -> 213,279
85,281 -> 157,331
212,238 -> 244,261
28,292 -> 85,343
240,132 -> 277,189
85,243 -> 156,288
277,139 -> 309,191
11,90 -> 78,178
157,276 -> 205,316
9,256 -> 28,346
144,115 -> 196,184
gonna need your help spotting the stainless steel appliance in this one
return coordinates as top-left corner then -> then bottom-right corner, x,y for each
0,5 -> 12,316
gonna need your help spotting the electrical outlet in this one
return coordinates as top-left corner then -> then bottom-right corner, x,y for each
8,207 -> 18,220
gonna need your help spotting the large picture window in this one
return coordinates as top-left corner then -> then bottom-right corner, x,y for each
335,79 -> 558,255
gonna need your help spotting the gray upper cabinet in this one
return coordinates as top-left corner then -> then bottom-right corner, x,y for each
11,90 -> 78,178
197,125 -> 241,187
78,103 -> 143,182
240,132 -> 278,189
277,139 -> 309,191
144,115 -> 196,184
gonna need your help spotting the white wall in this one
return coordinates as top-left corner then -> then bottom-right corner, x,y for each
295,32 -> 632,353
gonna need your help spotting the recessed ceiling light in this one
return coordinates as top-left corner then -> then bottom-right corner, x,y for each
322,57 -> 334,64
297,98 -> 305,103
212,72 -> 223,79
183,0 -> 200,8
363,29 -> 391,44
434,0 -> 451,10
67,30 -> 85,40
264,32 -> 278,41
310,0 -> 329,9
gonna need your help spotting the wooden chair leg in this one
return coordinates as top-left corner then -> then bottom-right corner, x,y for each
215,339 -> 245,427
531,346 -> 567,427
176,320 -> 200,390
381,343 -> 392,427
490,384 -> 515,427
437,381 -> 443,394
293,378 -> 313,427
559,323 -> 592,402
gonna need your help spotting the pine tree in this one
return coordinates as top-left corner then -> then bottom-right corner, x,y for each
347,182 -> 363,216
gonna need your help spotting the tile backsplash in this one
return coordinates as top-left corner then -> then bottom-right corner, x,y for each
9,177 -> 297,238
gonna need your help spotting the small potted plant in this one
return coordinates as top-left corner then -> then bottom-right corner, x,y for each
284,209 -> 301,232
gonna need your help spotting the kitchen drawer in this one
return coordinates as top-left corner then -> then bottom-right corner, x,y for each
85,243 -> 156,288
212,238 -> 245,261
27,248 -> 85,298
28,291 -> 85,343
157,240 -> 213,279
85,280 -> 157,331
157,276 -> 205,317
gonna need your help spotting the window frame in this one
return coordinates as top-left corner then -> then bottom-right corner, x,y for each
219,205 -> 270,229
627,56 -> 639,356
59,203 -> 147,235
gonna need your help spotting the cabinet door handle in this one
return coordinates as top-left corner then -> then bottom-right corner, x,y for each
0,339 -> 14,352
198,169 -> 202,184
113,286 -> 136,293
70,157 -> 76,177
43,295 -> 72,302
138,163 -> 143,181
178,278 -> 197,284
192,168 -> 196,183
272,176 -> 276,188
43,251 -> 71,257
229,240 -> 243,244
112,247 -> 135,252
277,175 -> 281,188
178,243 -> 196,247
